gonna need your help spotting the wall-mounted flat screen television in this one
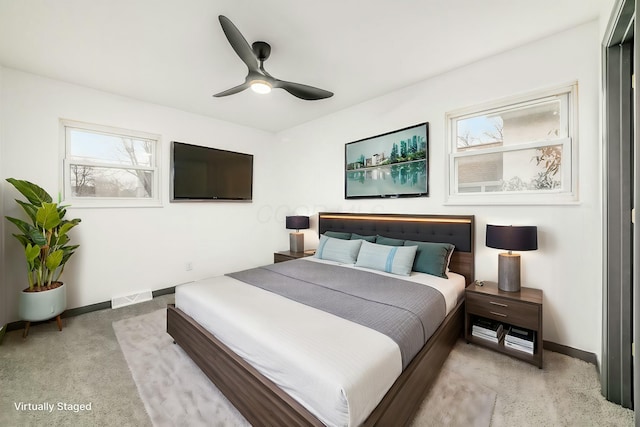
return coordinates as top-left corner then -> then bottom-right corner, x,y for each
171,141 -> 253,201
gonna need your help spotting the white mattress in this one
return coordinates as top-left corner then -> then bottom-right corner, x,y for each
175,259 -> 465,427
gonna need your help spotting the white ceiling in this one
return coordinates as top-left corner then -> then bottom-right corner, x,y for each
0,0 -> 604,133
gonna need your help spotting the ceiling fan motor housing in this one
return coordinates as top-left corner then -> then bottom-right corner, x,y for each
252,41 -> 271,62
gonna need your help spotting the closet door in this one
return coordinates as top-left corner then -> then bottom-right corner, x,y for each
603,0 -> 635,409
634,0 -> 640,414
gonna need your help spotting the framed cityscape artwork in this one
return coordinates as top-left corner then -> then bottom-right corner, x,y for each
345,122 -> 429,199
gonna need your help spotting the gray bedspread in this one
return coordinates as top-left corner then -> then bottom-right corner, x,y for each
227,259 -> 446,369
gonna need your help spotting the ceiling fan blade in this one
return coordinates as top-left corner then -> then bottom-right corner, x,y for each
213,81 -> 250,97
274,80 -> 334,100
218,15 -> 259,72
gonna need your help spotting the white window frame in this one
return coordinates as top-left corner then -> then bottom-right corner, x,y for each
60,119 -> 162,208
445,83 -> 579,205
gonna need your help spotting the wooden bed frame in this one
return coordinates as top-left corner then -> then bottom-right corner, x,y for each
167,212 -> 475,426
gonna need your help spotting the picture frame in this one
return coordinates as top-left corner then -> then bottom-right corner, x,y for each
345,122 -> 429,199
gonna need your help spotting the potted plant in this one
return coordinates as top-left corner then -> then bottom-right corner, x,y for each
4,178 -> 81,337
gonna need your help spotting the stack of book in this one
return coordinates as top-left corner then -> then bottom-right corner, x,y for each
504,326 -> 535,354
471,318 -> 504,343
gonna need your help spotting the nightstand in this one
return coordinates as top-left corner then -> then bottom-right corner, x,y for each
465,281 -> 543,368
273,250 -> 316,263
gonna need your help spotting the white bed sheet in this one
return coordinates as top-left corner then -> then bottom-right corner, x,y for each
175,260 -> 465,427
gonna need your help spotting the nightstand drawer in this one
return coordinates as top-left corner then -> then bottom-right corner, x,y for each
466,292 -> 539,330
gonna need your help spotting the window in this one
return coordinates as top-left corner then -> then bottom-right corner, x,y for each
446,84 -> 577,204
61,120 -> 161,207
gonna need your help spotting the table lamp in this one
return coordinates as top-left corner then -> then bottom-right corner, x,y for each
286,216 -> 309,253
486,224 -> 538,292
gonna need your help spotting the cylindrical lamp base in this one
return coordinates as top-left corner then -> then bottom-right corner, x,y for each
289,232 -> 304,253
498,253 -> 521,292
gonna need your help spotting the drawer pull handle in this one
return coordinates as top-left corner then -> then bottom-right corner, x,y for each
489,301 -> 508,307
489,311 -> 507,317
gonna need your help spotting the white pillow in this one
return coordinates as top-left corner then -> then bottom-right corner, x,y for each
314,235 -> 362,264
355,240 -> 418,276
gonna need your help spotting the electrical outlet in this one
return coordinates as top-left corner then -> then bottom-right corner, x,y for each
185,262 -> 193,271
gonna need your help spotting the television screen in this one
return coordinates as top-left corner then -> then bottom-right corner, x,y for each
171,141 -> 253,201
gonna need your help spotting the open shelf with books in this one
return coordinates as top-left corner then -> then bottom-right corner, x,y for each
471,317 -> 505,344
464,281 -> 543,368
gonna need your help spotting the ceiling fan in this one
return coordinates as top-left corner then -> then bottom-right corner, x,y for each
214,15 -> 333,101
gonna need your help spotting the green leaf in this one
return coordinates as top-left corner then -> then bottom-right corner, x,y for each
15,200 -> 38,223
35,203 -> 61,230
60,246 -> 78,264
27,228 -> 47,246
12,234 -> 31,247
5,216 -> 33,236
25,244 -> 40,270
45,249 -> 64,272
6,178 -> 52,206
53,234 -> 69,247
63,244 -> 80,252
57,221 -> 78,236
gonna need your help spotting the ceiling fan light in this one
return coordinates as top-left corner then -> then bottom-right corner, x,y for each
250,80 -> 272,94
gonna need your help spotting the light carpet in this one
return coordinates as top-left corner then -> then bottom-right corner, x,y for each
113,309 -> 496,427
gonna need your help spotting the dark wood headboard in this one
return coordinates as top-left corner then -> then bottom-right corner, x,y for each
318,212 -> 475,285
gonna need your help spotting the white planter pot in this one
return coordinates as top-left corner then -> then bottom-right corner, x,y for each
19,283 -> 67,322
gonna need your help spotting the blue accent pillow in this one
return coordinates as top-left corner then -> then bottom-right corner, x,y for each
404,240 -> 455,278
323,231 -> 352,240
315,235 -> 362,264
355,241 -> 418,276
375,235 -> 405,246
350,233 -> 376,242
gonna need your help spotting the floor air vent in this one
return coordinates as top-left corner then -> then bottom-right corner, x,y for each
111,290 -> 153,309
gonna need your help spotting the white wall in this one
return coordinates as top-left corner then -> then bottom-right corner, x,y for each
274,22 -> 602,357
0,68 -> 278,320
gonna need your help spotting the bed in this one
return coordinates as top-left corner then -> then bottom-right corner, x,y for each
167,212 -> 475,426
